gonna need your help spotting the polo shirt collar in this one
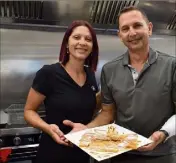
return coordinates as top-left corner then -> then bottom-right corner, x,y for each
123,47 -> 158,66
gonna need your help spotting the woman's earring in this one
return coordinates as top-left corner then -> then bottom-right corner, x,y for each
66,46 -> 69,54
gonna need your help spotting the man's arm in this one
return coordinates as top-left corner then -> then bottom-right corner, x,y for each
139,59 -> 176,151
63,102 -> 116,132
87,103 -> 116,128
92,91 -> 102,117
87,65 -> 116,128
64,65 -> 116,132
160,115 -> 176,138
161,61 -> 176,138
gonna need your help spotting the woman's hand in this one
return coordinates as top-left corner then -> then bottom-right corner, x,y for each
47,124 -> 70,146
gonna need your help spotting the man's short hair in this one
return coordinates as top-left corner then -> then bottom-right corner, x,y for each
117,6 -> 149,27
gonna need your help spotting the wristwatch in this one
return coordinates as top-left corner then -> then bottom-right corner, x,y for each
159,130 -> 169,139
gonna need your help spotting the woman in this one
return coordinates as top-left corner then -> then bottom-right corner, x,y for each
24,20 -> 100,163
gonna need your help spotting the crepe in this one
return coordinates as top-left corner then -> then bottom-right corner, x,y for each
79,125 -> 139,152
65,123 -> 153,161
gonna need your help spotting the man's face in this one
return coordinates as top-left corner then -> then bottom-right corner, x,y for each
118,10 -> 153,51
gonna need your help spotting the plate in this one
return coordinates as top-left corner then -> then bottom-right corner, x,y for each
65,123 -> 153,161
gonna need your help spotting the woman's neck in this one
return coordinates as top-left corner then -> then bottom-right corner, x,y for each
64,59 -> 85,74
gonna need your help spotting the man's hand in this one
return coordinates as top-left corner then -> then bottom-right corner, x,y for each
138,131 -> 167,151
63,120 -> 88,133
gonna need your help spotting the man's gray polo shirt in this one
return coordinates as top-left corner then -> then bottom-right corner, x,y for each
101,47 -> 176,155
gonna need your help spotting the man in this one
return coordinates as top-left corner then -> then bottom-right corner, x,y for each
64,6 -> 176,163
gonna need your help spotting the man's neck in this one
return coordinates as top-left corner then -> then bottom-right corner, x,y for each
129,47 -> 149,65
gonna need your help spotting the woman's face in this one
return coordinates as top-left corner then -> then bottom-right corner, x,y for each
68,25 -> 93,61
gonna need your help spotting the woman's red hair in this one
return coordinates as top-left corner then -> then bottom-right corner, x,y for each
59,20 -> 99,72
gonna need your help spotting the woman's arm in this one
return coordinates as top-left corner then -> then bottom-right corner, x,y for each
24,88 -> 69,145
24,88 -> 50,133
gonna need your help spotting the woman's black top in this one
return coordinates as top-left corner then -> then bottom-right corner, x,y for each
32,63 -> 98,163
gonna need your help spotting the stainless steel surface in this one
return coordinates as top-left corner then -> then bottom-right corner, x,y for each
0,127 -> 41,136
1,144 -> 39,150
9,161 -> 32,163
0,138 -> 3,146
1,143 -> 39,163
0,2 -> 175,162
0,0 -> 176,35
4,104 -> 45,125
0,28 -> 175,118
45,0 -> 176,35
1,29 -> 174,163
